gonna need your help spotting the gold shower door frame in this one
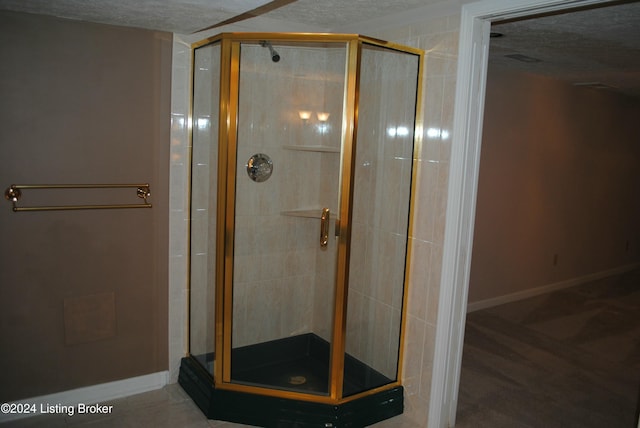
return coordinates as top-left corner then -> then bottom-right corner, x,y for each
192,32 -> 424,405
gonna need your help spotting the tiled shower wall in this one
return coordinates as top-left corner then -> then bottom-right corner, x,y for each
182,39 -> 422,382
169,37 -> 192,383
179,42 -> 348,353
367,15 -> 460,425
189,42 -> 220,362
233,44 -> 345,347
345,46 -> 420,379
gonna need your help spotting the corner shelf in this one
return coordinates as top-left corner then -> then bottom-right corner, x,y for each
283,145 -> 340,153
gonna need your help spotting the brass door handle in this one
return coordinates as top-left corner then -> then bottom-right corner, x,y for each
320,208 -> 330,248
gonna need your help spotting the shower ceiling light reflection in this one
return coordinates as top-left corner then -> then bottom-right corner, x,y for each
315,123 -> 330,134
387,126 -> 410,137
197,117 -> 210,129
171,114 -> 186,129
426,127 -> 450,139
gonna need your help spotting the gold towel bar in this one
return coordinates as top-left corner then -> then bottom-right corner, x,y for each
4,183 -> 152,212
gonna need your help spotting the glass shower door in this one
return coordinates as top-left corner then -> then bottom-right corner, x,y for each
189,41 -> 221,376
344,43 -> 420,396
228,40 -> 347,395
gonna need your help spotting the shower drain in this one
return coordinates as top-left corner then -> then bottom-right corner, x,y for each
288,375 -> 307,385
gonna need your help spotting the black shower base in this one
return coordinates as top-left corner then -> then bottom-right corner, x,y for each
179,333 -> 403,427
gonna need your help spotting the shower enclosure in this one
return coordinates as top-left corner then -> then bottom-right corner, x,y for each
179,33 -> 423,427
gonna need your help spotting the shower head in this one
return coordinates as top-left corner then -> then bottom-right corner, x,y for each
260,40 -> 280,62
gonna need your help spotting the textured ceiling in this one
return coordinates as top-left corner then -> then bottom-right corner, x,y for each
259,0 -> 427,30
490,1 -> 640,98
0,0 -> 434,33
0,0 -> 639,97
0,0 -> 281,33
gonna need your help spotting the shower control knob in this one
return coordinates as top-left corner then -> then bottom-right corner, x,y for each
246,153 -> 273,183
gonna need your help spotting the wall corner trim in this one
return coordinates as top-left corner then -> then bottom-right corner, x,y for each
0,371 -> 169,423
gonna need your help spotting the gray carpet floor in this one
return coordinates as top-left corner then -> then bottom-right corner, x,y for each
456,268 -> 640,427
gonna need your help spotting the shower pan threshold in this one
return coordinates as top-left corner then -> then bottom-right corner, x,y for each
179,333 -> 404,427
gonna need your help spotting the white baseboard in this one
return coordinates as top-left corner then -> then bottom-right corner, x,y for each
467,262 -> 640,313
0,371 -> 169,423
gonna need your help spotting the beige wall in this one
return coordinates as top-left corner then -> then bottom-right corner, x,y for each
469,65 -> 640,304
0,11 -> 172,401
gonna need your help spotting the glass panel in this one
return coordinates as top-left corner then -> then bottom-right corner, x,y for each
189,42 -> 221,375
344,44 -> 419,396
230,40 -> 347,395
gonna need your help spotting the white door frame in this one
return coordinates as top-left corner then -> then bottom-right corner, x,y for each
429,0 -> 615,426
